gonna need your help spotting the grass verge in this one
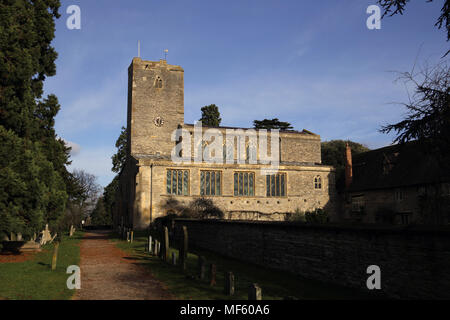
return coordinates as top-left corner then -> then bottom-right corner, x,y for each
0,232 -> 83,300
110,230 -> 380,300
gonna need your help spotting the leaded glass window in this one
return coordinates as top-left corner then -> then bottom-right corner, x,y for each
200,171 -> 222,196
266,173 -> 287,197
234,172 -> 255,196
167,169 -> 189,195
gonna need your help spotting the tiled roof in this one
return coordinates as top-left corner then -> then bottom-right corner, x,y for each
349,142 -> 450,192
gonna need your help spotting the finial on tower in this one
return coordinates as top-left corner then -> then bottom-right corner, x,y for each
164,49 -> 168,61
138,40 -> 141,58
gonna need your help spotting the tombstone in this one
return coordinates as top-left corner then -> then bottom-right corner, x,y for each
209,263 -> 217,286
162,227 -> 169,262
40,224 -> 52,245
224,271 -> 235,296
198,256 -> 206,280
248,283 -> 262,300
179,226 -> 188,271
126,231 -> 130,242
172,252 -> 177,265
10,232 -> 16,241
69,225 -> 75,237
130,231 -> 134,243
16,233 -> 22,241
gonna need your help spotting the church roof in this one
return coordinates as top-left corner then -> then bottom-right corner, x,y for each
182,123 -> 318,135
349,142 -> 450,192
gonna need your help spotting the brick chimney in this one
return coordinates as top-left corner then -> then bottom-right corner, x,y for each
345,142 -> 353,189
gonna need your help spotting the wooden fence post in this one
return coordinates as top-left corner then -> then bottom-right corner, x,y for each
209,263 -> 217,286
248,283 -> 262,300
163,227 -> 169,262
224,271 -> 235,296
180,226 -> 188,271
51,242 -> 60,271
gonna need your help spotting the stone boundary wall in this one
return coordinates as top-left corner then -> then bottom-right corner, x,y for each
172,219 -> 450,299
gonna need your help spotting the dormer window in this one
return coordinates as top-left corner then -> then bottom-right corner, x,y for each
155,76 -> 163,88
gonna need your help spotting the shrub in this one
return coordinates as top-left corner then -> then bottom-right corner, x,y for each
285,208 -> 306,222
187,198 -> 224,219
305,208 -> 328,224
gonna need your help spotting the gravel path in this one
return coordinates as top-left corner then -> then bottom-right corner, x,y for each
73,230 -> 173,300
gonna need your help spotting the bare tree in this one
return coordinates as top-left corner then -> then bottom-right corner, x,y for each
61,170 -> 101,229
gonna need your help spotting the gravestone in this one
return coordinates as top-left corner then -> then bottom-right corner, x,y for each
224,271 -> 235,296
17,233 -> 22,241
10,232 -> 16,241
130,231 -> 134,243
209,263 -> 217,286
69,225 -> 75,237
248,283 -> 262,300
40,224 -> 52,245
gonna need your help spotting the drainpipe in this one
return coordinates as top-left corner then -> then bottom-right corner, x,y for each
149,163 -> 153,226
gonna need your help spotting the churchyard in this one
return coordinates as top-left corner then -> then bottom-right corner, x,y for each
0,231 -> 83,300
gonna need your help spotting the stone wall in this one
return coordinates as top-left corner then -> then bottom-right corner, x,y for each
172,219 -> 450,299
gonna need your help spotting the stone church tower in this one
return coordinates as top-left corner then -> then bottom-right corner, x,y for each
127,57 -> 184,158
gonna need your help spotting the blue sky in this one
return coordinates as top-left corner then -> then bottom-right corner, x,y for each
43,0 -> 448,187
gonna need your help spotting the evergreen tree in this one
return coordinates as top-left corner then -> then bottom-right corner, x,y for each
111,126 -> 127,173
90,196 -> 112,226
253,118 -> 293,130
0,0 -> 68,239
199,104 -> 222,127
321,140 -> 370,192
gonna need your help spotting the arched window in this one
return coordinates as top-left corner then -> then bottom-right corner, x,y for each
155,76 -> 163,88
314,176 -> 322,189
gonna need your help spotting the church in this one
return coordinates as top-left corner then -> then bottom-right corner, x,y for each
114,57 -> 336,230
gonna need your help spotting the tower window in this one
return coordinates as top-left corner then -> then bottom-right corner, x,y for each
314,176 -> 322,189
155,76 -> 163,88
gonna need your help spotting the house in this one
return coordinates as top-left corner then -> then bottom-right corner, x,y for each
345,142 -> 450,224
